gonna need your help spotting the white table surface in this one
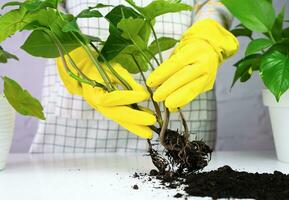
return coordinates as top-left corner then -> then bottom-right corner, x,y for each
1,151 -> 289,200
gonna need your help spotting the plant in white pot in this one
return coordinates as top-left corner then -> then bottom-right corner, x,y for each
0,46 -> 45,170
222,0 -> 289,162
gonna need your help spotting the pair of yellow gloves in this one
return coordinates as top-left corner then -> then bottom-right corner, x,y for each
57,19 -> 239,139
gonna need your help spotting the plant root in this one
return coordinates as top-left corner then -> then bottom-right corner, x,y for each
148,129 -> 212,175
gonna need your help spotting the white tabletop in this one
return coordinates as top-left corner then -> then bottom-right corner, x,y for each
1,151 -> 289,200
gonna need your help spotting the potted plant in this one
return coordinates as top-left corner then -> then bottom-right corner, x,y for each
0,0 -> 213,173
222,0 -> 289,162
0,47 -> 45,170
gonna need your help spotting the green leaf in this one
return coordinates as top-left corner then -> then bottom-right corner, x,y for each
266,40 -> 289,55
2,76 -> 45,120
260,51 -> 289,101
21,30 -> 80,58
230,28 -> 252,38
1,1 -> 22,9
125,0 -> 192,20
22,0 -> 59,11
113,45 -> 148,73
147,37 -> 178,57
88,3 -> 113,9
2,0 -> 60,11
0,46 -> 18,63
101,5 -> 142,61
245,38 -> 273,56
100,33 -> 131,61
283,27 -> 289,38
117,17 -> 145,40
271,6 -> 285,41
231,54 -> 261,87
62,19 -> 79,33
30,8 -> 58,27
77,9 -> 103,18
221,0 -> 275,32
105,5 -> 141,30
84,35 -> 103,43
0,8 -> 34,43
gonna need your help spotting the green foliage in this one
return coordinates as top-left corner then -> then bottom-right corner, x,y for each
75,4 -> 113,19
231,54 -> 261,87
0,0 -> 192,119
226,0 -> 289,100
221,0 -> 275,32
21,30 -> 80,58
113,45 -> 149,73
1,0 -> 59,11
0,46 -> 18,63
260,51 -> 289,101
100,5 -> 141,62
0,8 -> 33,43
271,6 -> 285,40
77,9 -> 102,18
19,8 -> 85,57
147,37 -> 178,57
2,76 -> 45,120
117,17 -> 146,41
230,28 -> 252,38
101,1 -> 189,73
125,0 -> 192,20
245,38 -> 273,56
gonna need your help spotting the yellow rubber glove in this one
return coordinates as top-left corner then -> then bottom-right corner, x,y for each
146,19 -> 239,111
57,48 -> 156,139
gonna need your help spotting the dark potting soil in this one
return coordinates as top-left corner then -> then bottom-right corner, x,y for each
133,165 -> 289,200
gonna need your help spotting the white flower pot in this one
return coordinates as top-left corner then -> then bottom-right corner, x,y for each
0,95 -> 15,170
263,89 -> 289,163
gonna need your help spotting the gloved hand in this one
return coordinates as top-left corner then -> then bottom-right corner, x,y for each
57,48 -> 156,139
146,19 -> 239,111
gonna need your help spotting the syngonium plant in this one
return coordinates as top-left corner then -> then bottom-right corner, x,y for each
222,0 -> 289,101
0,0 -> 212,173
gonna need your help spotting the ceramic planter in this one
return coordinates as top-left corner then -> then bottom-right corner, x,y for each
0,95 -> 15,170
263,90 -> 289,163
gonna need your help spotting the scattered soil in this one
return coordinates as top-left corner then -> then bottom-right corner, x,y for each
139,129 -> 289,199
174,193 -> 183,198
132,184 -> 139,190
134,165 -> 289,199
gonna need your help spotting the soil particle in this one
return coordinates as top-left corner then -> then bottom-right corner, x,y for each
173,193 -> 183,198
132,184 -> 139,190
149,169 -> 159,176
133,172 -> 140,178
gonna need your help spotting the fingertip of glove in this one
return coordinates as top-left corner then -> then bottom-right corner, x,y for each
146,77 -> 155,88
147,114 -> 157,125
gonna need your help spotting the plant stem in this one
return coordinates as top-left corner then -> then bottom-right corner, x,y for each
70,32 -> 115,91
268,31 -> 276,43
89,42 -> 133,90
132,55 -> 163,127
145,50 -> 161,66
149,21 -> 163,63
46,30 -> 107,90
179,109 -> 189,141
159,108 -> 170,146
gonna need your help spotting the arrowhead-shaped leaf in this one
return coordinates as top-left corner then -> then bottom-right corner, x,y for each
2,76 -> 45,120
125,0 -> 192,20
260,51 -> 289,101
245,38 -> 273,56
221,0 -> 275,32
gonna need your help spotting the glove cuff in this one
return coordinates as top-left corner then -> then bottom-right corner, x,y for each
182,19 -> 239,62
